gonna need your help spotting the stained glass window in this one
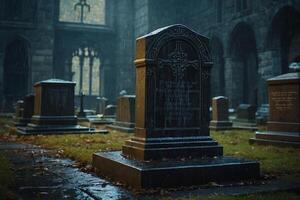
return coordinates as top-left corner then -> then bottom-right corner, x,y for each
71,47 -> 100,96
59,0 -> 105,25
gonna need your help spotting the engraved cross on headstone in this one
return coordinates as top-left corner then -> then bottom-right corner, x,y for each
158,41 -> 198,81
74,0 -> 91,23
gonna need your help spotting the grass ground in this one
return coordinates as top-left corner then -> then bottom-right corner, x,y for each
0,153 -> 14,200
0,117 -> 300,199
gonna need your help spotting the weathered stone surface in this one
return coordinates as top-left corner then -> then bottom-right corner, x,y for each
93,25 -> 260,188
233,104 -> 257,130
256,104 -> 269,125
210,96 -> 232,130
250,72 -> 300,147
17,79 -> 94,134
96,97 -> 108,114
14,100 -> 24,126
104,104 -> 116,117
107,95 -> 135,133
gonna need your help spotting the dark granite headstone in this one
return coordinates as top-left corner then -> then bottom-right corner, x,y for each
210,96 -> 232,130
107,95 -> 135,133
93,25 -> 259,188
250,72 -> 300,147
17,79 -> 93,134
77,91 -> 86,119
21,94 -> 35,124
233,104 -> 257,130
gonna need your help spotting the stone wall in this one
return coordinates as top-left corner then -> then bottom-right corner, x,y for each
0,0 -> 55,111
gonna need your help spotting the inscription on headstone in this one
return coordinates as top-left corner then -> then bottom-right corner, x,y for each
156,41 -> 199,128
270,91 -> 297,111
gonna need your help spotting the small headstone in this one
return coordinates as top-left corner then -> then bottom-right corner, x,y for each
17,79 -> 93,134
233,104 -> 257,130
104,104 -> 116,117
93,24 -> 259,188
210,96 -> 232,130
255,104 -> 269,125
250,70 -> 300,147
107,95 -> 135,133
77,91 -> 87,119
14,100 -> 24,126
96,97 -> 108,115
14,94 -> 35,127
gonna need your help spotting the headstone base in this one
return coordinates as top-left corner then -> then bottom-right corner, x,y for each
17,124 -> 95,135
14,119 -> 29,127
209,120 -> 233,130
233,119 -> 258,130
92,151 -> 260,189
107,121 -> 135,133
249,131 -> 300,148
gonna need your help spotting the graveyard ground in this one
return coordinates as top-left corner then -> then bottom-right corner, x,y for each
0,117 -> 300,199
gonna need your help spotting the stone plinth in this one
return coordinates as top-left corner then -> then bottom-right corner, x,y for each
210,96 -> 232,130
17,79 -> 93,135
233,104 -> 257,130
93,25 -> 259,189
107,95 -> 135,133
250,72 -> 300,147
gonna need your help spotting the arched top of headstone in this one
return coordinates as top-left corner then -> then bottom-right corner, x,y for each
136,24 -> 212,63
34,79 -> 76,86
213,96 -> 228,100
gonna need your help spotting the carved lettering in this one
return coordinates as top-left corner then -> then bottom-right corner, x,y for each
271,91 -> 297,111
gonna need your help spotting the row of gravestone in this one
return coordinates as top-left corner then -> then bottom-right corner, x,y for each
104,95 -> 265,132
12,24 -> 299,189
14,79 -> 94,134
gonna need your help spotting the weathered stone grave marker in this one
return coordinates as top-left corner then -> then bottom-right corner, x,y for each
107,95 -> 135,133
17,79 -> 93,134
14,100 -> 24,126
233,104 -> 257,130
210,96 -> 232,130
14,94 -> 35,126
250,68 -> 300,147
96,97 -> 108,115
93,24 -> 259,188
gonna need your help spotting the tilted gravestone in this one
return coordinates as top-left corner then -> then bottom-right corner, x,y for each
210,96 -> 232,130
93,25 -> 259,188
17,79 -> 93,134
107,95 -> 135,133
233,104 -> 257,130
250,70 -> 300,147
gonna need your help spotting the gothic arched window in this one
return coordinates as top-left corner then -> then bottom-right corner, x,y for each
71,47 -> 101,95
59,0 -> 106,25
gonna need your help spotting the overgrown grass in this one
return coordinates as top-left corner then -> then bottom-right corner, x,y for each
211,130 -> 300,174
1,117 -> 300,199
0,153 -> 14,200
17,130 -> 130,165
